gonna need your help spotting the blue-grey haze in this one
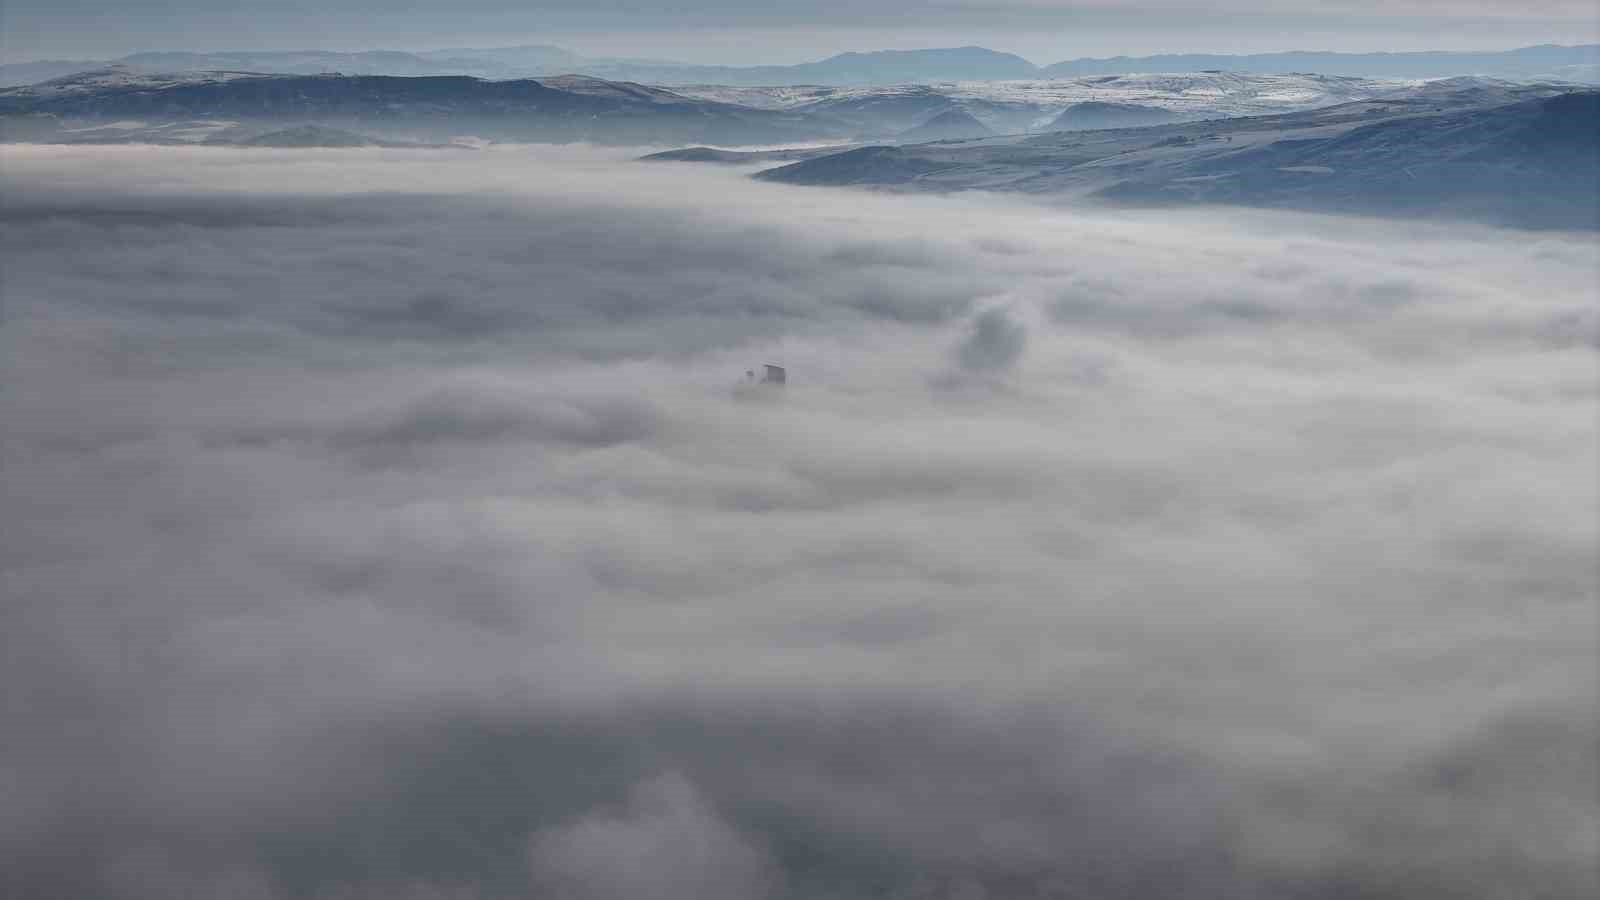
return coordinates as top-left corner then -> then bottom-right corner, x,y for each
3,1 -> 1597,63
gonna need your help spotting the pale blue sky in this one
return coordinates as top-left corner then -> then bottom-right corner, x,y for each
3,1 -> 1596,63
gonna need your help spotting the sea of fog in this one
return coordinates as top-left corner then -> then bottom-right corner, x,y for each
2,143 -> 1595,899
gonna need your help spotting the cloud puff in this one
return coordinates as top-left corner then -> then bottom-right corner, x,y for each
0,144 -> 1594,899
530,773 -> 775,900
956,307 -> 1027,373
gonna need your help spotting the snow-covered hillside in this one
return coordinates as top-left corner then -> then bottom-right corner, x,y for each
674,72 -> 1417,133
0,69 -> 851,146
935,72 -> 1409,116
8,66 -> 272,99
752,84 -> 1596,229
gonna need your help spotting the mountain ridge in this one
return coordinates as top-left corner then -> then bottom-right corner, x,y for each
0,68 -> 1440,147
4,43 -> 1595,88
0,68 -> 850,146
754,86 -> 1598,229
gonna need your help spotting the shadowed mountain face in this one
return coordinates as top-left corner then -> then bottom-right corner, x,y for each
0,46 -> 1044,89
1099,91 -> 1600,228
232,125 -> 415,148
0,69 -> 849,146
898,109 -> 994,142
640,145 -> 850,164
1465,90 -> 1600,166
1050,101 -> 1180,131
787,85 -> 962,134
758,87 -> 1599,229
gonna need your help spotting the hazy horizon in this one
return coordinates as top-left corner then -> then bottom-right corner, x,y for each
6,38 -> 1599,67
3,0 -> 1598,65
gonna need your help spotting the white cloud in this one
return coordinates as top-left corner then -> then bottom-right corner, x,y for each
0,144 -> 1594,899
530,773 -> 775,900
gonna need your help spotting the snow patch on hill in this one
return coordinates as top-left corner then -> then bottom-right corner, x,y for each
11,66 -> 276,98
674,73 -> 1416,126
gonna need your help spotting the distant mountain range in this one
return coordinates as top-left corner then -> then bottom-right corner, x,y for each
3,43 -> 1596,88
1039,44 -> 1600,81
5,60 -> 1590,229
669,73 -> 1431,136
0,68 -> 1443,147
0,69 -> 850,146
749,83 -> 1599,229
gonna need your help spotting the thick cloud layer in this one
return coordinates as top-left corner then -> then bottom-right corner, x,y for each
1,144 -> 1595,899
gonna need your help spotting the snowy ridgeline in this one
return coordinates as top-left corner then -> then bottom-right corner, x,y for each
7,67 -> 1424,138
671,72 -> 1421,125
750,87 -> 1599,230
1,66 -> 1581,151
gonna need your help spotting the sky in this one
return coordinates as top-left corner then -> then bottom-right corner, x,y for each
2,0 -> 1598,63
3,143 -> 1595,898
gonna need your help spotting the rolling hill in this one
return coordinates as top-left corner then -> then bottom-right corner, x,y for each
5,43 -> 1594,89
754,85 -> 1598,229
0,68 -> 849,146
897,109 -> 994,141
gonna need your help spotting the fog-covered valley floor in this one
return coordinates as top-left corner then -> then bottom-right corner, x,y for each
2,144 -> 1595,899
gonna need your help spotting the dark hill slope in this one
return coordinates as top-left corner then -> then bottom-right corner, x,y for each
232,125 -> 414,148
1100,90 -> 1599,227
898,109 -> 994,142
758,87 -> 1597,229
1049,101 -> 1180,131
790,86 -> 959,134
0,70 -> 848,145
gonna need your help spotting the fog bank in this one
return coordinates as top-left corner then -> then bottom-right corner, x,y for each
2,144 -> 1595,899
